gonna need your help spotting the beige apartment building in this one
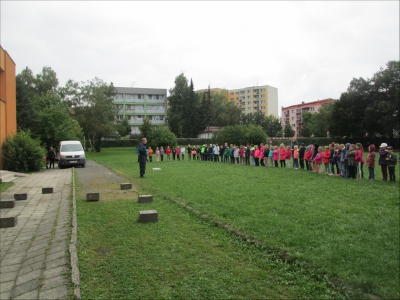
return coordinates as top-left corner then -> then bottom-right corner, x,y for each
196,85 -> 279,117
228,85 -> 278,117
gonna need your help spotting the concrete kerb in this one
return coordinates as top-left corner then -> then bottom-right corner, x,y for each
69,169 -> 81,300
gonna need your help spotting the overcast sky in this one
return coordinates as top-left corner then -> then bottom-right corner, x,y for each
1,1 -> 399,113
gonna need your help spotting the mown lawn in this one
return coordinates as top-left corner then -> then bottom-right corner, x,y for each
78,147 -> 399,299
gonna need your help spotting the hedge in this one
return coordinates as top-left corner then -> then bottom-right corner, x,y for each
99,136 -> 399,150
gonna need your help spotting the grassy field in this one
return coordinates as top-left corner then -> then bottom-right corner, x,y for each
77,147 -> 399,299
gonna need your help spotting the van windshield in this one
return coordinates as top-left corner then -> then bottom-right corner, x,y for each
61,144 -> 83,152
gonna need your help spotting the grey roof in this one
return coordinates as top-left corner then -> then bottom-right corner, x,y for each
115,87 -> 167,95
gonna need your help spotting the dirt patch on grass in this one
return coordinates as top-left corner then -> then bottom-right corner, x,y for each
76,160 -> 138,202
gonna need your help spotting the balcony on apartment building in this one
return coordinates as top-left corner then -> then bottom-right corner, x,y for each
283,111 -> 289,118
127,119 -> 165,125
146,98 -> 165,104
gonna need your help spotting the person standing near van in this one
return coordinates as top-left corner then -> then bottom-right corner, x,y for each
47,147 -> 56,169
139,138 -> 147,178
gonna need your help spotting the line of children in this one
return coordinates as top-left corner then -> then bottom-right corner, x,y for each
149,142 -> 397,182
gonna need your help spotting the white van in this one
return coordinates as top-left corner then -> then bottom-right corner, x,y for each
57,141 -> 86,168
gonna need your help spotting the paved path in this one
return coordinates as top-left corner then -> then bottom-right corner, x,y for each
0,167 -> 72,299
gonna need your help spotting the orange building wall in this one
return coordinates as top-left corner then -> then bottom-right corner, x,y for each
0,46 -> 17,169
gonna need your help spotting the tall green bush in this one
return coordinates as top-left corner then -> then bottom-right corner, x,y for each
1,130 -> 46,172
148,126 -> 177,149
212,124 -> 268,146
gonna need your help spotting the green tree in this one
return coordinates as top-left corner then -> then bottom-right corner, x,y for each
167,73 -> 189,137
35,66 -> 59,95
284,120 -> 295,137
116,117 -> 132,138
302,102 -> 334,137
212,125 -> 246,146
35,94 -> 83,148
16,66 -> 84,148
61,77 -> 117,152
300,123 -> 312,137
181,79 -> 200,137
363,61 -> 399,137
223,101 -> 242,126
199,86 -> 213,131
241,112 -> 255,125
330,61 -> 399,138
312,102 -> 333,137
139,117 -> 153,140
245,124 -> 268,145
16,68 -> 37,133
262,115 -> 281,137
16,66 -> 60,135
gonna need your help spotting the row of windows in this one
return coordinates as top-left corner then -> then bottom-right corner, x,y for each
229,88 -> 265,96
235,100 -> 266,105
291,116 -> 303,121
242,106 -> 266,111
115,105 -> 165,111
232,94 -> 266,101
115,94 -> 165,100
116,115 -> 164,121
288,107 -> 315,114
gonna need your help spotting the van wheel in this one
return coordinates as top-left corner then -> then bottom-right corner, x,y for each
82,164 -> 85,168
58,163 -> 63,169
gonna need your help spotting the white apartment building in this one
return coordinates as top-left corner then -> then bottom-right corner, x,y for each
114,87 -> 167,135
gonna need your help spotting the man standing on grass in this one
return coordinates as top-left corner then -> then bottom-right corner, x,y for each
139,138 -> 147,178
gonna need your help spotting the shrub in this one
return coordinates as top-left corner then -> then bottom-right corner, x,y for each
212,125 -> 268,146
148,126 -> 177,149
1,130 -> 46,172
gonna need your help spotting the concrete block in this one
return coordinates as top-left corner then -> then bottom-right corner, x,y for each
0,216 -> 18,228
120,183 -> 132,190
86,193 -> 100,201
0,200 -> 15,209
139,210 -> 158,223
138,195 -> 153,203
42,187 -> 54,194
14,193 -> 27,200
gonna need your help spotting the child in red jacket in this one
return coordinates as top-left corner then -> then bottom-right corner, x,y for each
323,146 -> 331,175
313,147 -> 324,174
355,143 -> 364,180
304,146 -> 312,171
